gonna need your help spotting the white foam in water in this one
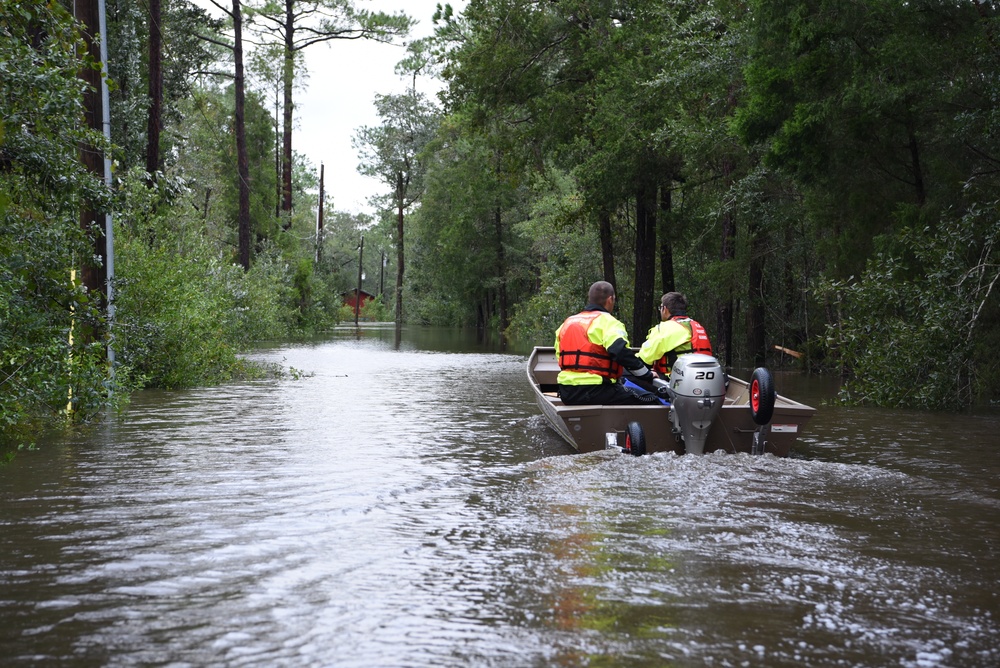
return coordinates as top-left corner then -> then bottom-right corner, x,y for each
517,449 -> 999,666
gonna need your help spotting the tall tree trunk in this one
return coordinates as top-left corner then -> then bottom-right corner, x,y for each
717,159 -> 736,368
233,0 -> 251,270
658,182 -> 674,295
494,204 -> 509,335
75,0 -> 107,315
906,117 -> 926,206
633,182 -> 657,346
747,221 -> 766,368
395,171 -> 405,327
280,0 -> 295,227
316,162 -> 324,262
274,88 -> 281,221
783,223 -> 798,348
598,208 -> 616,287
146,0 -> 163,177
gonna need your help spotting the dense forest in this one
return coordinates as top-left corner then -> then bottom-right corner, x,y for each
2,0 -> 999,449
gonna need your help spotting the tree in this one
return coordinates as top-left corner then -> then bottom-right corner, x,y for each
246,42 -> 288,221
644,0 -> 789,366
439,1 -> 706,344
107,0 -> 223,176
232,0 -> 252,270
354,89 -> 439,327
735,0 -> 995,277
410,111 -> 536,336
250,0 -> 411,228
197,1 -> 253,269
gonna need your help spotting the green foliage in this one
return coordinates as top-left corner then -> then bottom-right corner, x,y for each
1,0 -> 114,448
3,0 -> 1000,452
816,205 -> 999,409
172,86 -> 282,257
111,170 -> 292,389
106,0 -> 224,173
0,213 -> 111,445
735,0 -> 996,277
505,169 -> 604,344
407,114 -> 537,331
359,294 -> 390,322
288,256 -> 347,332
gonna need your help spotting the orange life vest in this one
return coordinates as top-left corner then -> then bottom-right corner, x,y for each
653,316 -> 713,374
557,311 -> 623,380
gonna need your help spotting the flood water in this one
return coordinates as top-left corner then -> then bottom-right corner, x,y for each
2,325 -> 999,667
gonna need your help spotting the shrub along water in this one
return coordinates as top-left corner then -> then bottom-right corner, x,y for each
111,173 -> 293,390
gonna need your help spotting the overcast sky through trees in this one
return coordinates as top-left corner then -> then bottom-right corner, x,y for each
196,0 -> 461,216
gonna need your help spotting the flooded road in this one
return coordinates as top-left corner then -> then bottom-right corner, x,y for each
2,326 -> 998,666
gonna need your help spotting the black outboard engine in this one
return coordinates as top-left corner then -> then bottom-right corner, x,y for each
667,354 -> 726,455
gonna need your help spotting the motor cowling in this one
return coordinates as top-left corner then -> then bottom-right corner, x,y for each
668,354 -> 726,455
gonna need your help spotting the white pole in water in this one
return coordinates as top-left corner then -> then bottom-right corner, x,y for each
97,0 -> 115,372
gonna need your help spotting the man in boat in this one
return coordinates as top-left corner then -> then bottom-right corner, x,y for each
555,281 -> 660,405
637,291 -> 713,378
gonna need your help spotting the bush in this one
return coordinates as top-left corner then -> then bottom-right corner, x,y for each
816,206 -> 999,409
111,172 -> 291,389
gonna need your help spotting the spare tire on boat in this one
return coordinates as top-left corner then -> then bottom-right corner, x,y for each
750,367 -> 776,425
625,421 -> 646,456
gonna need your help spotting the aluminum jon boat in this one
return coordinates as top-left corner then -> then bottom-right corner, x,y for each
527,346 -> 816,456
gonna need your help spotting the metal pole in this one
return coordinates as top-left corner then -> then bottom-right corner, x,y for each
98,0 -> 114,370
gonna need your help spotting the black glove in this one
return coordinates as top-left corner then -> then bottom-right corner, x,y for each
636,369 -> 655,384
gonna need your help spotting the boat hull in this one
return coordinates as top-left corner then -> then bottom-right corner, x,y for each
527,346 -> 815,456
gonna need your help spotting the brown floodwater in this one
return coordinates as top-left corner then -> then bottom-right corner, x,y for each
2,325 -> 998,667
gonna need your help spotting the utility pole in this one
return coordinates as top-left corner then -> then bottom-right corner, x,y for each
74,0 -> 114,370
355,235 -> 364,326
75,0 -> 107,320
99,0 -> 114,368
379,250 -> 385,298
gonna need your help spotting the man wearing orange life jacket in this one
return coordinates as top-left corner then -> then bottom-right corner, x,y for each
638,291 -> 713,376
555,281 -> 659,405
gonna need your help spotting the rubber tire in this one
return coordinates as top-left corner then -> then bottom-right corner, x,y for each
625,421 -> 647,456
750,367 -> 776,426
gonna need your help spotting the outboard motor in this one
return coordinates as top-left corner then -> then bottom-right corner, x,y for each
667,353 -> 726,455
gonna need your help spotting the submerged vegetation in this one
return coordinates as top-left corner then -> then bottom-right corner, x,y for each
2,0 -> 1000,452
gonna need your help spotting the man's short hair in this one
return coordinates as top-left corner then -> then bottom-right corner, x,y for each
661,291 -> 687,314
588,281 -> 615,305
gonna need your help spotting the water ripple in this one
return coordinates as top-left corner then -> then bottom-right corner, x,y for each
1,336 -> 998,667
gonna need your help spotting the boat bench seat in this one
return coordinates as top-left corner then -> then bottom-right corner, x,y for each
533,361 -> 562,386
